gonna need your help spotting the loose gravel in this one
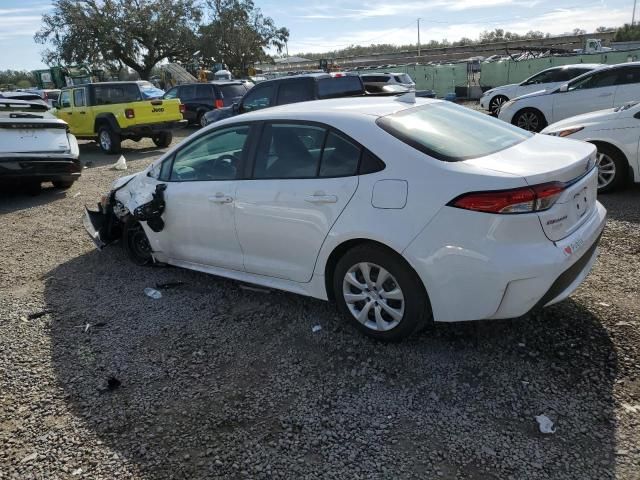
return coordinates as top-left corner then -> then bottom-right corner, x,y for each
1,127 -> 639,479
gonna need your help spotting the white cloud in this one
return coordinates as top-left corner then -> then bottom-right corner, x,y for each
0,4 -> 51,41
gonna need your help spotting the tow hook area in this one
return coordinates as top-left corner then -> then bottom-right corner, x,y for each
133,184 -> 167,232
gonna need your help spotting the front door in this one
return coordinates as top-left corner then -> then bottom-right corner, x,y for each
552,69 -> 619,123
159,124 -> 252,270
56,90 -> 75,133
234,122 -> 360,282
71,87 -> 93,136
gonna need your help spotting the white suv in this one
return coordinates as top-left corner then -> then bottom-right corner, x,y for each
480,64 -> 601,115
499,62 -> 640,132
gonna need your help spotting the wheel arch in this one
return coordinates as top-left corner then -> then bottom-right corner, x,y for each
511,106 -> 548,130
323,238 -> 421,302
588,139 -> 634,183
94,113 -> 120,134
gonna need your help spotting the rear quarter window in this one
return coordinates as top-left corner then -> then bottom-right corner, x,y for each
219,84 -> 248,99
376,102 -> 532,162
94,84 -> 140,105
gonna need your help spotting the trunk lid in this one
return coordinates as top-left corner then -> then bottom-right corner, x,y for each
128,98 -> 183,125
0,115 -> 71,154
464,134 -> 598,241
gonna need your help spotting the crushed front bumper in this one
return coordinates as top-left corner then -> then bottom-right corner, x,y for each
83,207 -> 110,249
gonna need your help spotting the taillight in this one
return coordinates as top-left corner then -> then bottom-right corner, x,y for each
125,108 -> 135,119
215,99 -> 224,109
179,103 -> 186,114
449,182 -> 565,214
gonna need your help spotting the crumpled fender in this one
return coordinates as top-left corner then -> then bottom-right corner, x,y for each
112,172 -> 166,232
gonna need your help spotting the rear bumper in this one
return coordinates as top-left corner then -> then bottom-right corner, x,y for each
120,120 -> 186,137
0,156 -> 81,183
403,201 -> 607,322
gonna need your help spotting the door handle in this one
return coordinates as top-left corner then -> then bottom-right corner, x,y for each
208,193 -> 233,204
79,111 -> 86,115
304,193 -> 338,204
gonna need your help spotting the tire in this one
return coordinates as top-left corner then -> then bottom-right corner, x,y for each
53,180 -> 75,189
512,108 -> 547,132
333,243 -> 431,341
593,143 -> 628,194
197,112 -> 207,128
489,95 -> 508,116
152,131 -> 173,148
97,126 -> 122,154
122,218 -> 153,266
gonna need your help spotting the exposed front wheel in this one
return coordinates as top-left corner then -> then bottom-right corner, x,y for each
489,95 -> 508,116
122,219 -> 153,266
98,126 -> 122,154
594,144 -> 628,193
333,244 -> 431,341
513,109 -> 547,132
152,131 -> 173,148
53,180 -> 75,189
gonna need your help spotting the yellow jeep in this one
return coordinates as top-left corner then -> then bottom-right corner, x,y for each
55,81 -> 185,154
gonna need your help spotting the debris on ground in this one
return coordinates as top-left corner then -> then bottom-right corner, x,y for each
112,155 -> 127,170
107,377 -> 121,391
312,325 -> 322,333
20,452 -> 37,463
144,287 -> 162,299
27,310 -> 54,320
535,414 -> 556,434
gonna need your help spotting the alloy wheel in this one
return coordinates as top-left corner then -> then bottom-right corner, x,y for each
342,262 -> 405,332
490,96 -> 507,115
99,130 -> 112,151
596,152 -> 616,190
516,111 -> 540,131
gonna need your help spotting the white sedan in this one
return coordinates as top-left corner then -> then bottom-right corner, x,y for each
499,62 -> 640,132
542,102 -> 640,192
84,96 -> 606,341
480,63 -> 601,115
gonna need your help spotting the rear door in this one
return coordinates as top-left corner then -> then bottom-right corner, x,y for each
234,122 -> 360,282
552,69 -> 618,122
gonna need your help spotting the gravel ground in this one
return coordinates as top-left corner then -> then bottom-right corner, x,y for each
1,125 -> 639,479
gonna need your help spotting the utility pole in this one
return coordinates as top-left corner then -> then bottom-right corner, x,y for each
633,0 -> 637,26
417,18 -> 421,58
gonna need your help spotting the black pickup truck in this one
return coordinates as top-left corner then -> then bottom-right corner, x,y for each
202,73 -> 369,126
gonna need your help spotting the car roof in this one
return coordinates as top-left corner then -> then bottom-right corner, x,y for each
227,96 -> 439,123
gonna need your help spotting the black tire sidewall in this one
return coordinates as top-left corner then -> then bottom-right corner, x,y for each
333,244 -> 430,341
153,131 -> 172,148
52,180 -> 74,189
514,109 -> 547,132
489,95 -> 507,116
122,218 -> 153,266
97,126 -> 121,154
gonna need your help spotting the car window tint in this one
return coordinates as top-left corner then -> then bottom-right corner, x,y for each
73,89 -> 85,107
242,83 -> 274,112
59,90 -> 71,108
164,88 -> 178,100
319,131 -> 360,177
196,84 -> 212,98
362,75 -> 389,83
377,102 -> 532,162
170,126 -> 249,182
569,70 -> 619,90
94,84 -> 140,105
253,123 -> 326,179
359,150 -> 386,174
180,85 -> 197,100
219,84 -> 248,99
614,66 -> 640,85
317,76 -> 364,99
277,81 -> 315,105
523,69 -> 557,85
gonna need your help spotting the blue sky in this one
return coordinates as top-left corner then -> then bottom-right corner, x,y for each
0,0 -> 636,70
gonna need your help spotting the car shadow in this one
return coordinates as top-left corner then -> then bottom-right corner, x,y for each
44,248 -> 619,478
0,183 -> 71,213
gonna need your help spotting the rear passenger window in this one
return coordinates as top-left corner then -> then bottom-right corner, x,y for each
319,132 -> 360,177
359,150 -> 386,174
73,89 -> 85,107
253,124 -> 325,179
277,81 -> 314,105
615,66 -> 640,85
94,84 -> 139,105
180,85 -> 197,100
196,84 -> 212,98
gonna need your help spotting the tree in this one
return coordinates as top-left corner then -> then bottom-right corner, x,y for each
614,23 -> 640,41
198,0 -> 289,74
35,0 -> 202,80
0,70 -> 35,87
573,28 -> 587,35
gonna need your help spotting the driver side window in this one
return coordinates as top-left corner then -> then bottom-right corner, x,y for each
170,126 -> 250,182
59,90 -> 71,108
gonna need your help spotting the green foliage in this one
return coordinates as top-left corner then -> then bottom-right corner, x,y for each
35,0 -> 203,80
0,70 -> 34,88
614,23 -> 640,42
199,0 -> 289,73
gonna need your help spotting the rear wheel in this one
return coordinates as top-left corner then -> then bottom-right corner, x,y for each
98,126 -> 121,154
489,95 -> 508,116
513,108 -> 547,132
199,112 -> 208,128
152,131 -> 173,148
53,180 -> 74,189
594,143 -> 628,193
333,244 -> 431,341
122,219 -> 153,266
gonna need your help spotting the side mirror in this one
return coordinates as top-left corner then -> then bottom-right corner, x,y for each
634,111 -> 640,119
232,102 -> 240,113
51,100 -> 58,108
559,84 -> 569,93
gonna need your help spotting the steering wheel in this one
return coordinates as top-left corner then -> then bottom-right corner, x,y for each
215,154 -> 239,165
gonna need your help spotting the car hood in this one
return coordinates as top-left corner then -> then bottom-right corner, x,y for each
542,108 -> 621,132
485,83 -> 518,95
510,88 -> 551,101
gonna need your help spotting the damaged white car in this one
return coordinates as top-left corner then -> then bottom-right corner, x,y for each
84,97 -> 606,341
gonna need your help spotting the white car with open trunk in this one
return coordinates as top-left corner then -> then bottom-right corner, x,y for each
84,95 -> 606,341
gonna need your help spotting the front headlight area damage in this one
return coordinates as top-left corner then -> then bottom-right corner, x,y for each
83,178 -> 167,251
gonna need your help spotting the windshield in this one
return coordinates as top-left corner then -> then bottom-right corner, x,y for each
219,84 -> 247,99
317,76 -> 364,99
139,82 -> 165,99
376,102 -> 532,162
